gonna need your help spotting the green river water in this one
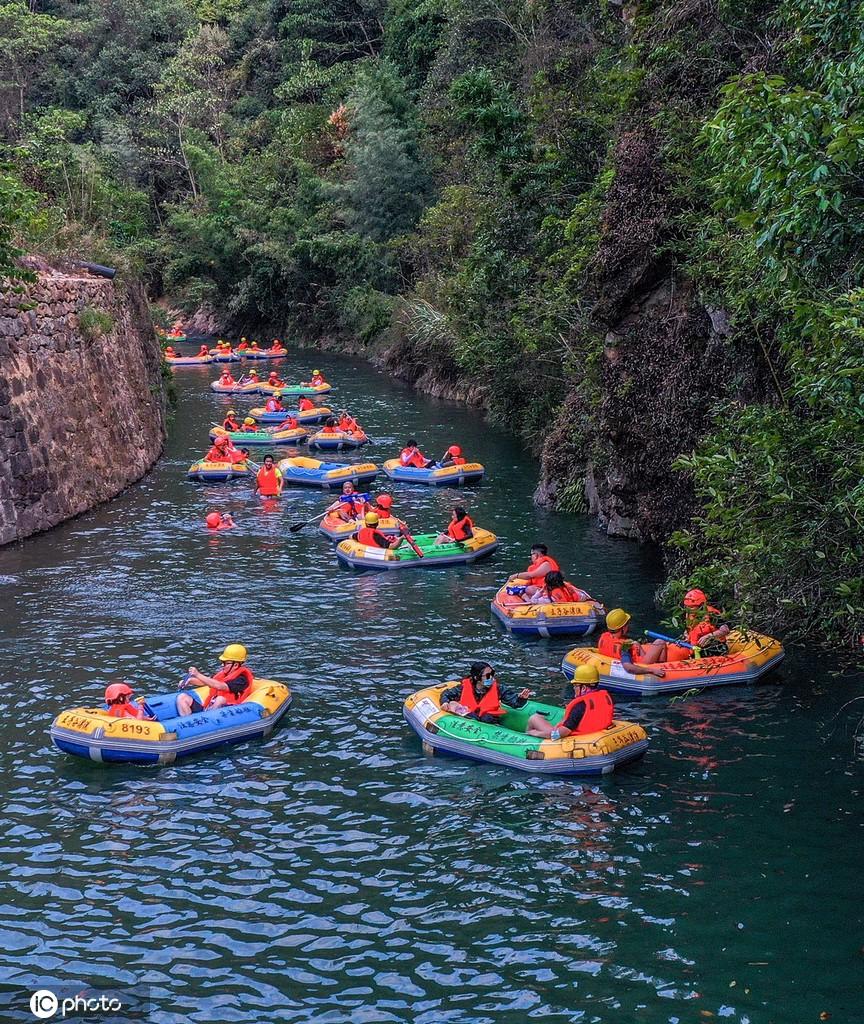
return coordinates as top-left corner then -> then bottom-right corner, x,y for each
0,348 -> 862,1023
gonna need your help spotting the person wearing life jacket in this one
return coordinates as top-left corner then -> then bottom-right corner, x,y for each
683,588 -> 730,649
223,409 -> 241,431
308,369 -> 327,387
297,396 -> 316,412
526,570 -> 590,604
239,417 -> 258,433
238,369 -> 259,386
372,492 -> 395,520
356,512 -> 405,549
218,369 -> 235,387
267,371 -> 285,388
438,444 -> 466,467
104,681 -> 153,720
176,644 -> 256,715
399,438 -> 432,469
508,544 -> 561,584
206,436 -> 233,462
597,609 -> 666,677
206,511 -> 235,530
337,412 -> 358,433
237,337 -> 249,351
321,416 -> 340,434
435,505 -> 474,545
197,344 -> 209,358
249,340 -> 262,353
255,454 -> 283,497
165,345 -> 177,359
276,413 -> 299,431
264,393 -> 284,414
270,338 -> 285,352
524,664 -> 613,738
327,481 -> 369,521
439,663 -> 534,723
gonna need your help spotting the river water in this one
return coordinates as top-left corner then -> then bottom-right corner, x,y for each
1,350 -> 862,1023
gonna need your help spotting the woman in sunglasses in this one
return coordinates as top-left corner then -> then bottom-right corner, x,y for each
439,662 -> 534,723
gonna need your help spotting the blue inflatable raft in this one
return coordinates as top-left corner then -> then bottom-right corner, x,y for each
277,456 -> 379,489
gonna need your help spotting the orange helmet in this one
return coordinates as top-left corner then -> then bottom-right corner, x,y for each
375,493 -> 393,509
206,512 -> 221,529
215,435 -> 229,446
105,682 -> 133,703
447,445 -> 462,456
683,588 -> 708,609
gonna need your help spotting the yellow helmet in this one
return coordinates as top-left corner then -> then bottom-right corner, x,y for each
313,369 -> 321,374
606,608 -> 631,631
244,417 -> 255,425
364,512 -> 380,526
574,664 -> 600,686
219,643 -> 247,663
226,409 -> 236,416
274,391 -> 282,397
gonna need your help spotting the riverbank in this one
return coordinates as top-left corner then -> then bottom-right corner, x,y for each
0,262 -> 167,545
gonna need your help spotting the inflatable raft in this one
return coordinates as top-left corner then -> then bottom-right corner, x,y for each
210,379 -> 264,394
187,459 -> 250,482
277,456 -> 379,489
209,425 -> 308,446
259,381 -> 332,397
250,405 -> 332,425
561,629 -> 785,696
336,529 -> 498,570
403,685 -> 648,776
50,680 -> 291,765
308,428 -> 370,451
166,353 -> 212,366
208,350 -> 241,363
491,585 -> 606,638
383,459 -> 485,486
318,512 -> 401,541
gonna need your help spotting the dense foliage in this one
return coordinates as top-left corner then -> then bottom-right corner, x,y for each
2,0 -> 861,650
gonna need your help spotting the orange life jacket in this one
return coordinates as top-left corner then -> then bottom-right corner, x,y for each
400,448 -> 426,468
339,417 -> 356,432
562,689 -> 614,734
525,555 -> 560,578
198,346 -> 209,356
688,620 -> 716,646
459,678 -> 504,718
223,417 -> 240,431
278,417 -> 298,430
205,664 -> 254,708
165,347 -> 176,357
597,632 -> 643,661
220,374 -> 235,386
107,702 -> 147,719
257,466 -> 281,496
206,445 -> 228,462
447,515 -> 474,541
265,398 -> 282,412
549,583 -> 587,603
311,375 -> 325,386
356,526 -> 388,547
237,342 -> 248,350
298,397 -> 314,411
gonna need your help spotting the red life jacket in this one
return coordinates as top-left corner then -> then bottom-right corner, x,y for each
278,417 -> 298,430
265,398 -> 281,412
223,417 -> 240,431
450,456 -> 466,466
549,583 -> 588,603
459,678 -> 504,718
257,466 -> 281,496
688,620 -> 716,646
447,515 -> 474,541
400,448 -> 426,468
526,555 -> 560,578
298,397 -> 314,410
220,374 -> 235,386
206,445 -> 228,462
107,702 -> 147,719
597,632 -> 644,661
562,689 -> 614,734
356,526 -> 389,547
205,664 -> 254,708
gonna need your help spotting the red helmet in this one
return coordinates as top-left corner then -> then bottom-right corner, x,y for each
206,512 -> 221,529
683,588 -> 708,609
215,435 -> 229,446
375,493 -> 393,509
105,682 -> 133,703
447,445 -> 462,456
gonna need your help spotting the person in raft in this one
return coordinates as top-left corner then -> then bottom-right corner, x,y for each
507,543 -> 560,584
337,410 -> 359,433
256,455 -> 284,497
206,511 -> 235,530
437,444 -> 466,467
327,481 -> 369,522
206,435 -> 248,464
270,338 -> 285,352
307,369 -> 327,387
371,492 -> 396,520
655,588 -> 732,661
222,409 -> 241,431
238,369 -> 260,386
239,417 -> 259,433
321,416 -> 340,434
267,371 -> 285,388
356,512 -> 406,550
276,411 -> 299,431
104,681 -> 154,720
249,339 -> 262,352
399,438 -> 434,469
176,644 -> 255,715
297,395 -> 316,412
264,392 -> 284,414
236,337 -> 249,351
435,505 -> 474,545
197,344 -> 210,358
523,570 -> 590,604
218,369 -> 236,387
439,662 -> 534,723
524,664 -> 612,738
598,609 -> 666,677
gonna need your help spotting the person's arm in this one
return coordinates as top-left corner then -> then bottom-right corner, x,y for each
184,667 -> 229,692
439,684 -> 463,705
622,647 -> 665,678
498,683 -> 535,708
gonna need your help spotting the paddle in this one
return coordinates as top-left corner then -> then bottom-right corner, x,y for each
646,630 -> 702,658
399,522 -> 424,558
289,509 -> 330,533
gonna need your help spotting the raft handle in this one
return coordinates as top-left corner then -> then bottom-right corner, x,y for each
526,750 -> 545,760
424,721 -> 439,734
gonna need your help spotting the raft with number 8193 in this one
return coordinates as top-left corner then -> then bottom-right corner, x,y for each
336,529 -> 498,570
561,629 -> 785,696
403,684 -> 648,775
50,680 -> 292,765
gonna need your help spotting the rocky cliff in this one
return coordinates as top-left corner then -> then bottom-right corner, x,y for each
0,264 -> 166,545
